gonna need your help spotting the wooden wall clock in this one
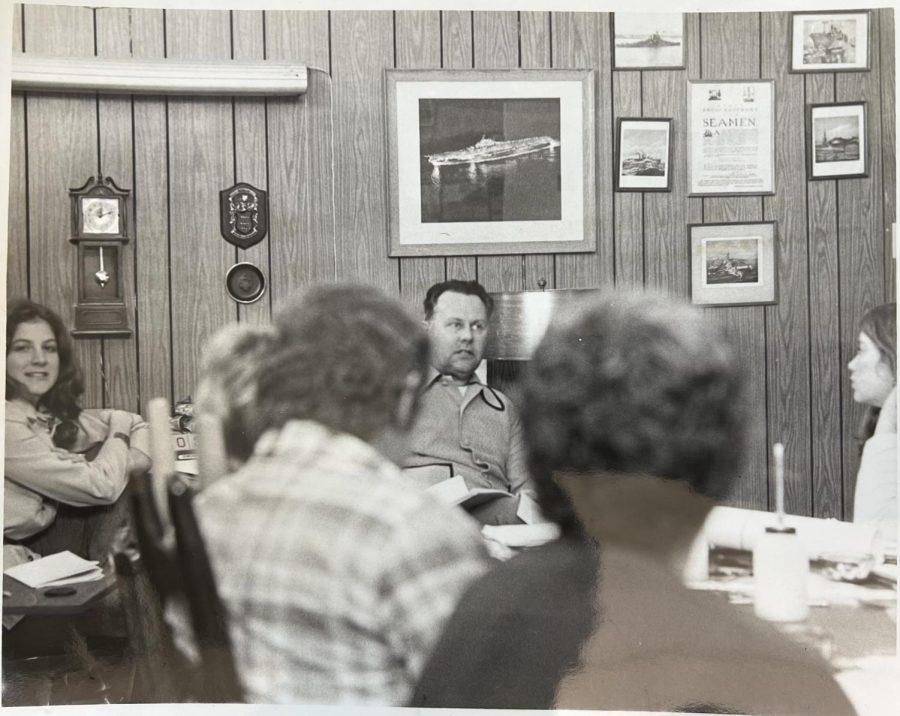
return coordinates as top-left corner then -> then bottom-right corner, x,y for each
69,175 -> 132,336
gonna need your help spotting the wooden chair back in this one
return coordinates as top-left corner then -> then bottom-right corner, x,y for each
167,476 -> 244,703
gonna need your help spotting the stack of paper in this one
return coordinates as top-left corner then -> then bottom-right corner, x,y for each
483,523 -> 561,548
4,551 -> 104,589
687,571 -> 896,607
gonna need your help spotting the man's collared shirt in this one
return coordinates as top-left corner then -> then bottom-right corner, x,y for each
404,368 -> 530,494
196,419 -> 489,705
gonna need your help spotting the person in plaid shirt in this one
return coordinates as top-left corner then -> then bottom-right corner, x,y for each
195,284 -> 489,704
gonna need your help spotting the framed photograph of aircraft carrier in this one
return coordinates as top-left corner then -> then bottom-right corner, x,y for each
612,12 -> 686,70
790,11 -> 870,73
615,118 -> 673,192
385,69 -> 596,257
689,221 -> 778,307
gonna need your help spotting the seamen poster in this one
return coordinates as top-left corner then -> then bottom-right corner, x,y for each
688,80 -> 775,196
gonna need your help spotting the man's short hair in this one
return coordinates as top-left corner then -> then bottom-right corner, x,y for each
522,292 -> 747,533
255,284 -> 430,442
423,279 -> 494,320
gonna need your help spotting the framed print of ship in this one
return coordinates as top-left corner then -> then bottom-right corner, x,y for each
689,222 -> 778,307
385,69 -> 596,257
806,102 -> 868,180
612,13 -> 686,70
790,11 -> 870,73
615,118 -> 673,192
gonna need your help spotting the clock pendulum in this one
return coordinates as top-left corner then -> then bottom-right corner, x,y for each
95,246 -> 110,288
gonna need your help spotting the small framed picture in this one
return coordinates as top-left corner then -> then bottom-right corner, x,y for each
614,117 -> 673,192
790,11 -> 870,72
612,12 -> 686,70
807,102 -> 867,180
689,222 -> 777,307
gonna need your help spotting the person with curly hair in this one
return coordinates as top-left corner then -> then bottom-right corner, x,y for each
411,291 -> 853,715
848,302 -> 897,543
193,285 -> 488,704
4,299 -> 151,566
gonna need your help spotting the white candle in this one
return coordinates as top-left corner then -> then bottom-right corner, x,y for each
773,442 -> 785,526
147,397 -> 176,478
147,397 -> 176,527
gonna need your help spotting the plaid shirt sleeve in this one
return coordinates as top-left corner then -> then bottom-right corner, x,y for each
376,499 -> 489,688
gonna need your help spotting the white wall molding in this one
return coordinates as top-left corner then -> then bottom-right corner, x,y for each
12,54 -> 308,96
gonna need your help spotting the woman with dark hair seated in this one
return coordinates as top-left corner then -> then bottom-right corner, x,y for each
4,299 -> 151,567
411,291 -> 853,715
848,302 -> 897,547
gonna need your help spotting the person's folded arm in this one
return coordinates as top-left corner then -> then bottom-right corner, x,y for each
127,414 -> 152,458
3,481 -> 57,540
5,418 -> 131,507
82,409 -> 152,459
505,400 -> 535,497
83,408 -> 153,474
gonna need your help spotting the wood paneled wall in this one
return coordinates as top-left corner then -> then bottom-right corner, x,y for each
7,5 -> 895,518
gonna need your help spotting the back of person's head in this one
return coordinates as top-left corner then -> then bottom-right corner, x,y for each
6,299 -> 84,448
522,291 -> 746,533
256,284 -> 429,442
196,323 -> 276,462
423,279 -> 494,320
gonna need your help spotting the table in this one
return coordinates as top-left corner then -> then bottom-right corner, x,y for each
696,548 -> 898,714
2,571 -> 117,617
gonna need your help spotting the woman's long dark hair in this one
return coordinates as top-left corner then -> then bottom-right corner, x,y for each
856,302 -> 897,446
6,299 -> 84,449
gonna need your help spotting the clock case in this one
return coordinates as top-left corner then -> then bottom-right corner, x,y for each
69,175 -> 132,336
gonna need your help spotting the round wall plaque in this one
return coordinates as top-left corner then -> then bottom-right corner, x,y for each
225,262 -> 266,304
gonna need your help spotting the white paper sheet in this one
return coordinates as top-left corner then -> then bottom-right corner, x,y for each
4,551 -> 99,589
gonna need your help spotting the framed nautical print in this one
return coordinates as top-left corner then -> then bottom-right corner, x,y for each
615,118 -> 673,192
612,12 -> 686,70
687,80 -> 775,197
806,102 -> 867,180
385,69 -> 596,257
790,11 -> 870,73
689,221 -> 778,307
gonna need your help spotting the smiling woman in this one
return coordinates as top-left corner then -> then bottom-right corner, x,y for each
3,300 -> 152,567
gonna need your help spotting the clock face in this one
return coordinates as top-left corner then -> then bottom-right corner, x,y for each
82,197 -> 120,235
